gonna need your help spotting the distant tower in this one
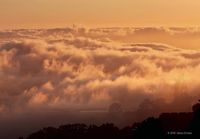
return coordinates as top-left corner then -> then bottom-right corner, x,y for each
72,24 -> 76,29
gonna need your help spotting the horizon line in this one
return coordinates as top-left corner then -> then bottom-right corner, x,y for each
2,25 -> 200,30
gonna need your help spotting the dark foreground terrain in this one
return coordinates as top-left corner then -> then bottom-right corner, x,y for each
19,101 -> 200,139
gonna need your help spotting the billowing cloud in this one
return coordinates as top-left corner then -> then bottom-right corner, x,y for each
1,27 -> 200,138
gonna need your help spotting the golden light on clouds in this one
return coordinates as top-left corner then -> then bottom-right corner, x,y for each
1,0 -> 200,28
1,27 -> 200,114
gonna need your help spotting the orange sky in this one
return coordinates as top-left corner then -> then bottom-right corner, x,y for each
1,0 -> 200,28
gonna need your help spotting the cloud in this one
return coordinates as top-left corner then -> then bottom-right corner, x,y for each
1,27 -> 200,138
1,28 -> 200,111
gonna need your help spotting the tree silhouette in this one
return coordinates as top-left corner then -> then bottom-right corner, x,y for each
109,102 -> 122,113
133,117 -> 164,139
190,100 -> 200,137
24,100 -> 200,139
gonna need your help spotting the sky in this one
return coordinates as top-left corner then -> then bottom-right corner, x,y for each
1,0 -> 200,28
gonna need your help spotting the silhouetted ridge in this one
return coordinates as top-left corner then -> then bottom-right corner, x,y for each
23,101 -> 200,139
160,112 -> 193,132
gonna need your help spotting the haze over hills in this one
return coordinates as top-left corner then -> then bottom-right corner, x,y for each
21,100 -> 200,139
